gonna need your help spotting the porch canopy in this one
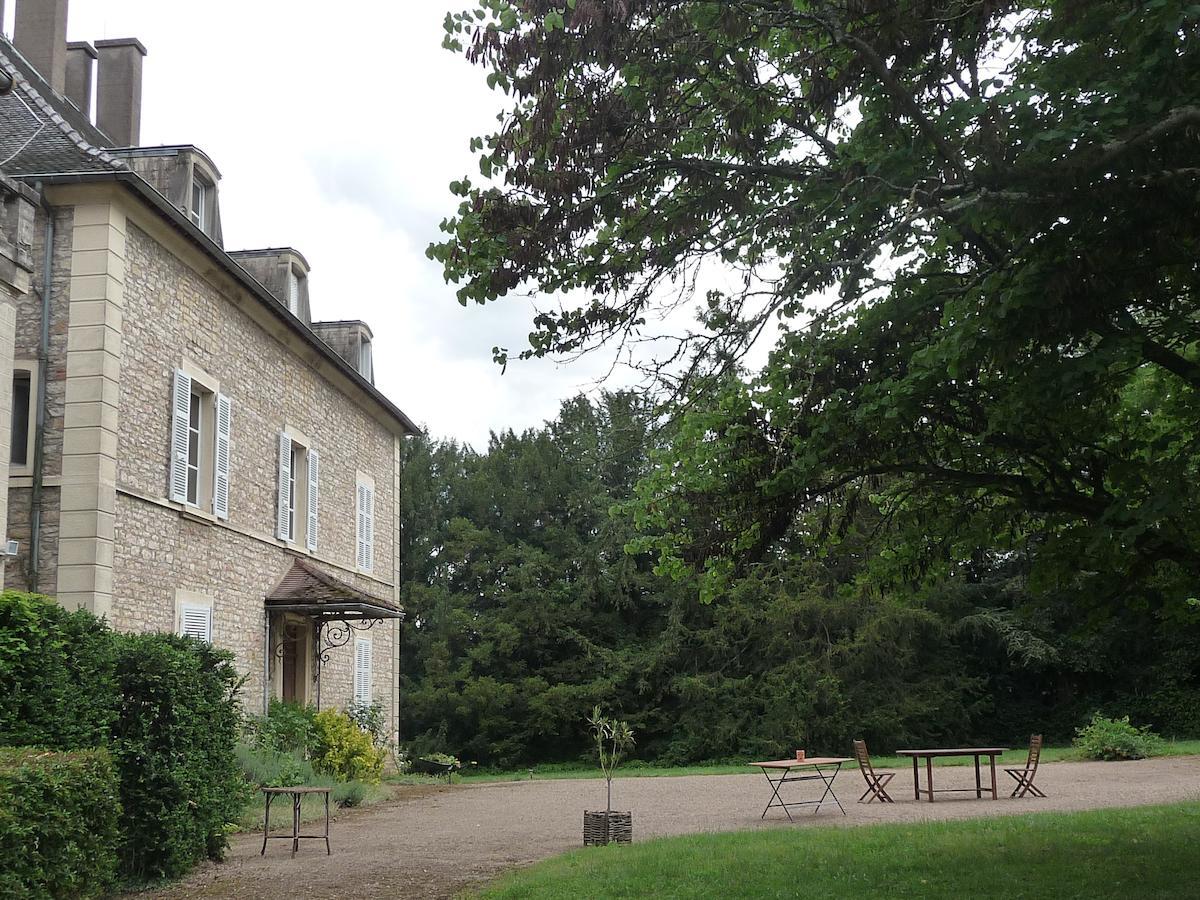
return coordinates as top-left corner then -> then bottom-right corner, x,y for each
264,559 -> 403,710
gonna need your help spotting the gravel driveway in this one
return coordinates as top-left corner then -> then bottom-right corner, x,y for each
150,756 -> 1200,899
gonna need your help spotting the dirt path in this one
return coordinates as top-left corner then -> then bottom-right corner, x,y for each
151,756 -> 1200,899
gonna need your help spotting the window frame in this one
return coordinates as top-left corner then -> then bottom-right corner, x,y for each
176,591 -> 214,643
278,428 -> 318,550
9,361 -> 37,474
170,364 -> 228,519
190,175 -> 210,232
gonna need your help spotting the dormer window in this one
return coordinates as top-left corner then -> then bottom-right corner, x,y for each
359,337 -> 374,383
286,267 -> 304,316
191,174 -> 211,233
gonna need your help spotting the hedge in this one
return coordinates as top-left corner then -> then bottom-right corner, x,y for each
0,748 -> 120,898
0,592 -> 250,882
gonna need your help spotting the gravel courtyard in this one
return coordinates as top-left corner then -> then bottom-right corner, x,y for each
153,756 -> 1200,899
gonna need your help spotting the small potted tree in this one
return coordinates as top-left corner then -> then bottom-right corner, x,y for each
583,705 -> 635,846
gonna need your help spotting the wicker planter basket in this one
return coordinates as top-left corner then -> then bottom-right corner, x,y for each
583,810 -> 632,846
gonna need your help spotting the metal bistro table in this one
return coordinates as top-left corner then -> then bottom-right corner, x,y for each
750,757 -> 851,821
895,748 -> 1008,802
260,786 -> 332,857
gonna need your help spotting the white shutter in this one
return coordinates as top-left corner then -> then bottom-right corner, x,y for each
354,638 -> 371,705
169,369 -> 192,503
356,483 -> 367,570
306,448 -> 320,551
213,393 -> 232,520
276,432 -> 292,540
364,485 -> 374,572
357,482 -> 374,572
180,604 -> 212,643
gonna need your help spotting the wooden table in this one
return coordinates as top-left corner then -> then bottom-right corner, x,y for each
749,757 -> 852,821
895,748 -> 1008,802
260,786 -> 332,857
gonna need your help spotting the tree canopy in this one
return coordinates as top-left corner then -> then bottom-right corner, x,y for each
431,1 -> 1200,605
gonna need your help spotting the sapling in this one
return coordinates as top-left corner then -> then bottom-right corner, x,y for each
587,705 -> 635,836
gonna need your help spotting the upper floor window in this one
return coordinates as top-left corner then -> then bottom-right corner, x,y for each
190,175 -> 211,233
9,367 -> 33,467
356,475 -> 375,573
358,337 -> 374,383
169,369 -> 231,519
277,432 -> 320,551
286,267 -> 304,316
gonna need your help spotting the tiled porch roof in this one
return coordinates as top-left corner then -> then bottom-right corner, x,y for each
265,559 -> 402,620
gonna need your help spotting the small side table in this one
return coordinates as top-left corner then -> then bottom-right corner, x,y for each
260,786 -> 332,857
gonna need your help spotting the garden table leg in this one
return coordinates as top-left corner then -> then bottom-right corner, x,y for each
260,792 -> 272,856
324,790 -> 331,855
974,755 -> 982,799
911,757 -> 919,800
292,792 -> 300,857
760,767 -> 794,822
990,755 -> 998,800
925,756 -> 934,802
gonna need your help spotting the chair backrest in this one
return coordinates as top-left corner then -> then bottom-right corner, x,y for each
1026,734 -> 1043,773
853,739 -> 875,777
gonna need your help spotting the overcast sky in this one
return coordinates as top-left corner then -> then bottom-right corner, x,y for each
12,0 -> 633,447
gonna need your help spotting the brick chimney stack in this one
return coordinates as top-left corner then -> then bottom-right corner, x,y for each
95,38 -> 147,147
13,0 -> 70,94
65,40 -> 96,116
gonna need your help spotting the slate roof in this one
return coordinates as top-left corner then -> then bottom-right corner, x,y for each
0,36 -> 122,176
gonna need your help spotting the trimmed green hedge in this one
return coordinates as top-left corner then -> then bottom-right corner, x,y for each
0,748 -> 120,898
0,592 -> 250,882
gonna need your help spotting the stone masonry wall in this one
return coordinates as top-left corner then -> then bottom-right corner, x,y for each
109,221 -> 399,716
6,206 -> 73,594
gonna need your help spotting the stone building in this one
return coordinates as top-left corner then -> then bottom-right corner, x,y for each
0,1 -> 417,736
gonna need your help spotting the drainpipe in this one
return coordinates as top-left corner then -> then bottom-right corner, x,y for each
29,194 -> 53,593
263,609 -> 271,716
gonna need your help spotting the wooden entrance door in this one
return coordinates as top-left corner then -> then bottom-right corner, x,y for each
281,622 -> 305,703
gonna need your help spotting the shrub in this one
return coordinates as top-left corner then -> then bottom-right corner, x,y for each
112,633 -> 251,880
244,699 -> 318,756
346,698 -> 389,746
1073,713 -> 1168,761
0,748 -> 120,898
236,742 -> 320,788
0,592 -> 115,749
311,709 -> 384,783
333,780 -> 367,807
0,594 -> 251,882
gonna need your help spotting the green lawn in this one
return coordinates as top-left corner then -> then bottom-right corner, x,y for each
410,740 -> 1200,785
479,802 -> 1200,899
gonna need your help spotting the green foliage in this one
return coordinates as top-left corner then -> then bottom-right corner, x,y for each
245,699 -> 318,756
311,709 -> 384,783
0,748 -> 120,899
0,591 -> 115,748
236,742 -> 320,788
111,632 -> 250,880
427,0 -> 1200,765
346,699 -> 390,747
1073,714 -> 1168,762
332,780 -> 368,808
0,593 -> 249,882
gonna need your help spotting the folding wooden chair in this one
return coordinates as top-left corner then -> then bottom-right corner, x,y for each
853,739 -> 895,803
1005,734 -> 1046,798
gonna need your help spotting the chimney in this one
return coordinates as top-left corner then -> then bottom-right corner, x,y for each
64,41 -> 96,116
13,0 -> 70,94
95,37 -> 147,147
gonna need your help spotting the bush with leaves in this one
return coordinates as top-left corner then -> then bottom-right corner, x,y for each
244,699 -> 318,757
111,633 -> 251,880
1073,714 -> 1168,761
0,593 -> 249,883
0,748 -> 120,898
311,708 -> 384,783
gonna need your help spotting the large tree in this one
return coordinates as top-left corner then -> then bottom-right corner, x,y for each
431,1 -> 1200,600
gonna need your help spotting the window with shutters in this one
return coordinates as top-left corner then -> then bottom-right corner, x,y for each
354,638 -> 372,705
169,368 -> 231,519
355,476 -> 374,573
277,430 -> 320,550
286,266 -> 305,316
